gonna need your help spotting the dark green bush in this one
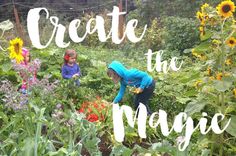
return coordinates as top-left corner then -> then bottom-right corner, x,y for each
162,16 -> 200,53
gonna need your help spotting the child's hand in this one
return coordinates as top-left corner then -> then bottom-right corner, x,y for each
72,74 -> 79,78
133,88 -> 143,94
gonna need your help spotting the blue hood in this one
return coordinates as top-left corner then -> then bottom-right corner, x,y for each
108,61 -> 127,78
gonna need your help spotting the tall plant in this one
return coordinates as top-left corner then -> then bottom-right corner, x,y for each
191,1 -> 236,155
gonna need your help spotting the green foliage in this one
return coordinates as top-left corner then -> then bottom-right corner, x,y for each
162,16 -> 200,53
0,1 -> 236,155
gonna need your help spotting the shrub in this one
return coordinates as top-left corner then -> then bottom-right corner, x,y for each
162,16 -> 200,53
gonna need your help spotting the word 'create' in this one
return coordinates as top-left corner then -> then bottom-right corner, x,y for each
27,6 -> 147,49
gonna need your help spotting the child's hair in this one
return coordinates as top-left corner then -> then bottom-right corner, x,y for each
107,68 -> 119,78
21,48 -> 31,65
64,49 -> 77,63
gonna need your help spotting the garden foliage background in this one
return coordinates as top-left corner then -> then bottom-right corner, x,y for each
0,0 -> 236,155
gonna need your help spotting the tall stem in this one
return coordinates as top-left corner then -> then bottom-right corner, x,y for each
218,18 -> 227,156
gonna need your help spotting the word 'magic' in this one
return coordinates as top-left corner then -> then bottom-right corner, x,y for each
113,103 -> 231,151
27,6 -> 147,49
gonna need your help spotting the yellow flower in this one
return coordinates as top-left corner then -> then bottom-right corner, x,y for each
216,73 -> 223,80
209,76 -> 215,80
199,26 -> 204,32
8,37 -> 24,63
194,80 -> 203,88
192,49 -> 205,60
200,55 -> 207,61
196,11 -> 203,20
225,58 -> 232,65
233,88 -> 236,97
212,39 -> 221,45
207,67 -> 212,76
216,0 -> 235,18
226,37 -> 236,48
201,3 -> 210,12
196,11 -> 207,26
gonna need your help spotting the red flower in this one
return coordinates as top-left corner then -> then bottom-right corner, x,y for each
86,114 -> 99,122
77,97 -> 109,122
78,108 -> 84,113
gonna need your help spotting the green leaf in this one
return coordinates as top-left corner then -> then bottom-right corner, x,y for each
151,140 -> 176,155
180,72 -> 200,83
1,62 -> 12,72
200,31 -> 213,41
0,111 -> 8,123
183,48 -> 192,54
184,101 -> 206,116
225,115 -> 236,137
110,145 -> 133,156
201,149 -> 210,156
194,42 -> 211,53
176,97 -> 191,104
214,80 -> 232,92
21,137 -> 34,156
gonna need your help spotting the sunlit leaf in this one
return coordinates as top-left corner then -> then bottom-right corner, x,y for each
224,116 -> 236,137
0,20 -> 14,31
184,101 -> 206,116
214,80 -> 232,92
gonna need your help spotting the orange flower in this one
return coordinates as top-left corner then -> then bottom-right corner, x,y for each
78,97 -> 109,122
86,114 -> 99,122
216,73 -> 223,80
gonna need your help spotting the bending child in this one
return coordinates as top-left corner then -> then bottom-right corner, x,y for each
107,61 -> 155,115
61,49 -> 81,86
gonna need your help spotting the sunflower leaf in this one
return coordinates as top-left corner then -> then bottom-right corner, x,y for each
1,61 -> 12,72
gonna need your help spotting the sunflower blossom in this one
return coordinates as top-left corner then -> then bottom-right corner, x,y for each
216,0 -> 235,18
8,38 -> 24,63
226,37 -> 236,48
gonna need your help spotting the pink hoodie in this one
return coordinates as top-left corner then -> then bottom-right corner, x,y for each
20,48 -> 37,90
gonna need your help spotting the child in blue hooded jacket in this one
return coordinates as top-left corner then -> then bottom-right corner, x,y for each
107,61 -> 155,115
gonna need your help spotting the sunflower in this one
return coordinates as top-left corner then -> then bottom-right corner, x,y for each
226,37 -> 236,48
216,0 -> 235,18
8,38 -> 24,63
225,58 -> 232,65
